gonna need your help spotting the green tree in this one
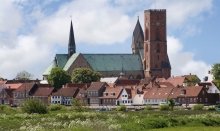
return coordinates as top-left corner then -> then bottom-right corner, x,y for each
211,64 -> 220,88
15,70 -> 33,80
71,68 -> 101,83
48,67 -> 71,89
168,99 -> 175,111
185,75 -> 201,86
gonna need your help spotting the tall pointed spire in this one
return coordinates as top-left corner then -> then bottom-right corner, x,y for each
131,16 -> 144,55
68,20 -> 76,57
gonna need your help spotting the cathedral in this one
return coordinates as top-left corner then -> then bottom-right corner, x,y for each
43,9 -> 171,80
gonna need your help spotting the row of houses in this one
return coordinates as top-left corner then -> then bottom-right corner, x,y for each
0,75 -> 220,106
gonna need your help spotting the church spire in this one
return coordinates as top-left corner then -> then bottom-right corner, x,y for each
68,20 -> 76,57
131,16 -> 144,54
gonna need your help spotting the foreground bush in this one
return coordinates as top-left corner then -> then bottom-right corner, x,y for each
49,104 -> 63,111
21,99 -> 48,114
116,105 -> 127,111
160,104 -> 169,111
192,104 -> 204,110
0,105 -> 17,114
145,105 -> 153,110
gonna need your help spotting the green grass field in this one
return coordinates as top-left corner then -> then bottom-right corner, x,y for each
151,127 -> 220,131
1,105 -> 220,131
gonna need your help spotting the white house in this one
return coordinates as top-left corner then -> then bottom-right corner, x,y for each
51,87 -> 79,105
198,82 -> 220,94
132,94 -> 145,105
117,88 -> 134,106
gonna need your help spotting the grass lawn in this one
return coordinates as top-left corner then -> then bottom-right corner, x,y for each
151,126 -> 220,131
1,105 -> 220,130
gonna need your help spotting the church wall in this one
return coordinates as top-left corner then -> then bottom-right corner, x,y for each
66,54 -> 91,74
98,70 -> 144,79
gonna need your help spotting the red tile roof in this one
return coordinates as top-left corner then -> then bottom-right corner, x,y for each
144,87 -> 174,99
65,83 -> 89,89
115,79 -> 140,86
87,82 -> 106,90
32,87 -> 53,96
13,83 -> 35,92
5,83 -> 23,89
169,86 -> 204,98
166,76 -> 186,87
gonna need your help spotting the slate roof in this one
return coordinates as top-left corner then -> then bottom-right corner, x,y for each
43,53 -> 143,76
83,54 -> 143,71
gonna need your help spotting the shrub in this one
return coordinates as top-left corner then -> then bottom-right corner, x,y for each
116,105 -> 127,112
192,104 -> 204,110
160,104 -> 169,111
145,105 -> 153,110
49,104 -> 63,111
21,99 -> 48,114
72,98 -> 87,112
207,107 -> 216,111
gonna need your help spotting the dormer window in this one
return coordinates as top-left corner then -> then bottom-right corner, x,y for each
105,93 -> 108,96
112,93 -> 115,96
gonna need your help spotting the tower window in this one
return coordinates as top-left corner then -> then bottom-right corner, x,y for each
156,44 -> 160,53
157,55 -> 159,60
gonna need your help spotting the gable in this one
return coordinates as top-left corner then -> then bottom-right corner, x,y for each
63,53 -> 91,74
82,54 -> 143,72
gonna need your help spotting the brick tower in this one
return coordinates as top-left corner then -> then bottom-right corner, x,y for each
143,9 -> 171,78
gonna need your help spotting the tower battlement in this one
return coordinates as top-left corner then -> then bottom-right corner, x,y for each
144,9 -> 166,13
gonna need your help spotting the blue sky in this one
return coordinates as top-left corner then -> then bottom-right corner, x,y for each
0,0 -> 219,79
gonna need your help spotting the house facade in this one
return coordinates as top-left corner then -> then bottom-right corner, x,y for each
13,83 -> 37,106
87,82 -> 106,106
31,84 -> 54,105
51,87 -> 79,105
117,88 -> 135,106
100,87 -> 122,106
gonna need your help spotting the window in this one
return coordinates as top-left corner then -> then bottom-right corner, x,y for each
124,95 -> 127,97
190,98 -> 193,102
205,98 -> 208,103
131,100 -> 133,103
112,93 -> 115,96
200,98 -> 202,102
194,98 -> 197,102
105,93 -> 108,96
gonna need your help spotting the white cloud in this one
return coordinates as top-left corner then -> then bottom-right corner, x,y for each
152,0 -> 213,27
0,35 -> 53,79
33,0 -> 134,46
167,36 -> 210,79
0,0 -> 214,79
